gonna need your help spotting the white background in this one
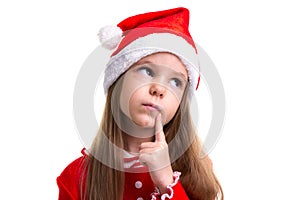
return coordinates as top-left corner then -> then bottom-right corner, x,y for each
1,0 -> 299,199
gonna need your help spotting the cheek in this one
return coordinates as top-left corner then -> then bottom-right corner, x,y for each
128,93 -> 137,116
128,90 -> 156,127
120,91 -> 129,117
120,74 -> 147,112
122,85 -> 146,118
127,87 -> 146,111
163,95 -> 180,124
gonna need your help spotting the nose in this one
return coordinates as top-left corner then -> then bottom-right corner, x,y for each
149,84 -> 166,97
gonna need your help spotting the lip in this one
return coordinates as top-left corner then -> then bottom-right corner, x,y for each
142,103 -> 162,111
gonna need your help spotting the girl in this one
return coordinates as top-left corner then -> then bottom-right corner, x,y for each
57,7 -> 223,200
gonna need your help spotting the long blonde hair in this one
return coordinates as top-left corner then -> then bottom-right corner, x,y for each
81,73 -> 224,200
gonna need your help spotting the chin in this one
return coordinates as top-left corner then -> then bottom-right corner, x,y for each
133,116 -> 155,128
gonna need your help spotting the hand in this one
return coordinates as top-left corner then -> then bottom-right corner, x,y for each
139,113 -> 174,193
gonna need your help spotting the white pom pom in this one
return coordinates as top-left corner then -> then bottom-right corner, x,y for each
98,25 -> 123,50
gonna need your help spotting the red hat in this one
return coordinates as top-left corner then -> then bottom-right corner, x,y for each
98,7 -> 200,94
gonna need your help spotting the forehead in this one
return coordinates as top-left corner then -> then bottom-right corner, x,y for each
136,53 -> 188,79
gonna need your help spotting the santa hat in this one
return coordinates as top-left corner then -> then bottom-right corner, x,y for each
98,7 -> 200,94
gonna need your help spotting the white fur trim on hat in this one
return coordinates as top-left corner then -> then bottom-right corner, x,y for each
104,33 -> 200,95
98,25 -> 123,50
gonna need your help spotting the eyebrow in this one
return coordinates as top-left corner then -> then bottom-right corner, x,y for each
134,60 -> 152,66
170,70 -> 188,82
133,60 -> 188,81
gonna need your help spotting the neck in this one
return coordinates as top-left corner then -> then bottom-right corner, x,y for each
123,133 -> 154,153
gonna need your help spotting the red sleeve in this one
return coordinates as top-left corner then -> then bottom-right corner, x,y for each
168,181 -> 190,200
56,156 -> 86,200
151,171 -> 190,200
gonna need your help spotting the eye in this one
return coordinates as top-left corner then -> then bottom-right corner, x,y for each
138,66 -> 154,77
170,78 -> 182,88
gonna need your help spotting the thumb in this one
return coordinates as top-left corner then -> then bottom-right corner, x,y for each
155,113 -> 165,142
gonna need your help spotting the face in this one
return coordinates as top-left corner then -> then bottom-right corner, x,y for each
119,53 -> 188,128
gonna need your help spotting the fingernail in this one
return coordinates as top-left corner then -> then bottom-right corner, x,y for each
158,113 -> 162,120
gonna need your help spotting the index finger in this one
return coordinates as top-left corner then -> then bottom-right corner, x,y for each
155,113 -> 165,142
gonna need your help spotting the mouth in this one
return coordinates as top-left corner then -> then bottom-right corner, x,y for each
142,103 -> 161,111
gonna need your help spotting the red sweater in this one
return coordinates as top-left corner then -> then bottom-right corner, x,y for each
57,149 -> 190,200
